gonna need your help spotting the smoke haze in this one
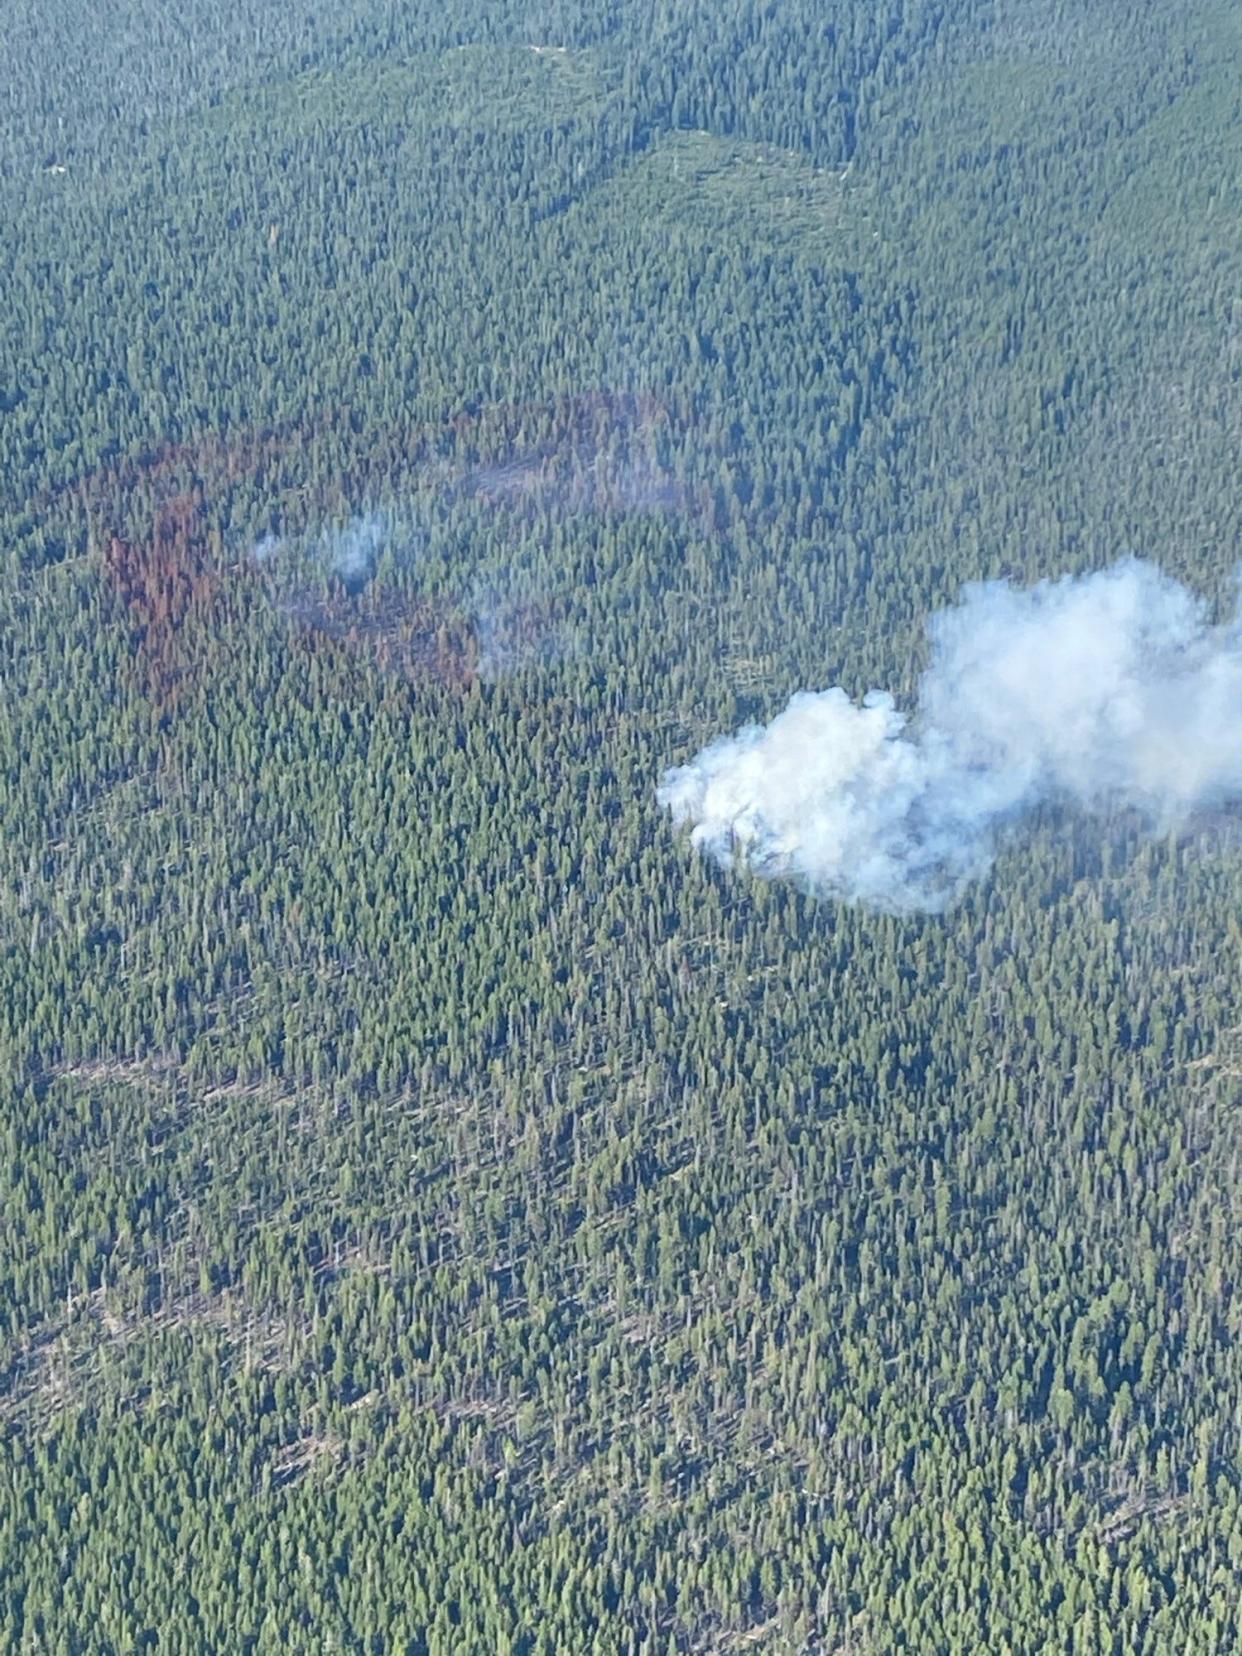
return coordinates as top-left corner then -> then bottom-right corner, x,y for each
325,511 -> 390,591
659,560 -> 1242,911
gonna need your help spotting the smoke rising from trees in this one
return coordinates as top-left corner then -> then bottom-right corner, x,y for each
660,560 -> 1242,911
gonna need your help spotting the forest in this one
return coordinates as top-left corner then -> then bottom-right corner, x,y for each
1,0 -> 1240,1650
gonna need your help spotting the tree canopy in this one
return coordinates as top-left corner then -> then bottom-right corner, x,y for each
1,1 -> 1240,1649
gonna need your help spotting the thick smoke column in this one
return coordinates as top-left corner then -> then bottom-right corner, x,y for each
659,560 -> 1242,911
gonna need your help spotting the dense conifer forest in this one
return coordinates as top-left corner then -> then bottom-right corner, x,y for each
1,0 -> 1240,1649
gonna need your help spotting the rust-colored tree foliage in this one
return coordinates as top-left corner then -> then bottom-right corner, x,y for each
76,387 -> 705,709
104,491 -> 234,710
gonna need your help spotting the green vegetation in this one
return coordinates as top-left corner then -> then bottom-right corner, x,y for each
1,1 -> 1240,1650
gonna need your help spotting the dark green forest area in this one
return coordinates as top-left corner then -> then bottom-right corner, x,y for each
1,0 -> 1241,1649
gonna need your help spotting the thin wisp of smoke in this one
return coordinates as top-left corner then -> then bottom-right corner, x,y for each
247,509 -> 566,686
659,560 -> 1242,912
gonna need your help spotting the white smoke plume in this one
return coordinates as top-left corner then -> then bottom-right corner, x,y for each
249,511 -> 430,587
326,511 -> 389,591
659,560 -> 1242,911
